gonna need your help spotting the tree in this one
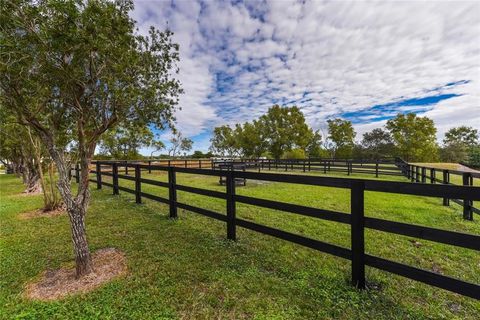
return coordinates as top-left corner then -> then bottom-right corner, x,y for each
259,105 -> 315,159
443,126 -> 479,148
440,143 -> 468,163
99,124 -> 154,160
0,110 -> 42,193
468,147 -> 480,168
168,131 -> 193,157
305,130 -> 323,158
386,113 -> 438,162
150,139 -> 166,159
190,150 -> 213,158
1,106 -> 62,209
441,126 -> 479,163
0,0 -> 181,277
209,125 -> 240,157
327,119 -> 356,158
282,148 -> 306,159
236,121 -> 267,158
361,128 -> 394,159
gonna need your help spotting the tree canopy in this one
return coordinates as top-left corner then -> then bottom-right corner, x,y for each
361,128 -> 394,159
99,124 -> 155,160
386,113 -> 438,162
327,118 -> 356,158
210,105 -> 320,159
0,0 -> 181,277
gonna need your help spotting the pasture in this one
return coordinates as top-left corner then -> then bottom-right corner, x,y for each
1,170 -> 479,319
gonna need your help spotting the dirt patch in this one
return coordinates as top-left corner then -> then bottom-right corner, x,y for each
25,248 -> 127,301
16,192 -> 41,197
19,208 -> 66,219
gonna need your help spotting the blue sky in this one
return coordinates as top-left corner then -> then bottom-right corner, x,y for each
132,0 -> 480,154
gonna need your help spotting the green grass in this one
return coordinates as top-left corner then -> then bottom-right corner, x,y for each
1,170 -> 479,319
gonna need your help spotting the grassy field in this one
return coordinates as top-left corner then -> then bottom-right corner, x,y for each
1,170 -> 479,319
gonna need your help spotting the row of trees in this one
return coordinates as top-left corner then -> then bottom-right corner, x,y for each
210,105 -> 323,159
1,0 -> 181,277
97,127 -> 193,159
209,105 -> 479,165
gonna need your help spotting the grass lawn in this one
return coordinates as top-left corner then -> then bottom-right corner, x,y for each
1,170 -> 479,319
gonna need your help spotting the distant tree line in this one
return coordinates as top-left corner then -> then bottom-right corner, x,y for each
208,105 -> 480,166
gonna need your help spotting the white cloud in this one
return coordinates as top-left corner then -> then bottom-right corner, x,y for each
132,0 -> 480,151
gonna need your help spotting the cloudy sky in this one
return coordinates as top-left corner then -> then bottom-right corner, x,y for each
132,0 -> 480,153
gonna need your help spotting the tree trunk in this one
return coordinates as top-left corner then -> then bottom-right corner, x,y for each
67,203 -> 93,277
54,157 -> 94,278
23,166 -> 42,194
29,120 -> 97,278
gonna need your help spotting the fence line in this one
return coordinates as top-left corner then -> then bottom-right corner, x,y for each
72,161 -> 480,300
89,157 -> 404,178
395,159 -> 479,220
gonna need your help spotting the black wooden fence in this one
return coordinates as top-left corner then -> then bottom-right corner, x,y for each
72,161 -> 480,300
396,159 -> 480,220
90,157 -> 403,178
214,158 -> 404,177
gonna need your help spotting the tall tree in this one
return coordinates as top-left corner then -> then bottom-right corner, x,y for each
361,128 -> 394,159
386,113 -> 438,162
327,118 -> 356,158
0,110 -> 42,193
1,106 -> 62,209
99,124 -> 154,160
168,131 -> 193,157
441,126 -> 479,163
443,126 -> 479,148
209,125 -> 240,157
259,105 -> 314,159
0,0 -> 181,277
150,139 -> 166,159
235,121 -> 267,158
305,130 -> 323,158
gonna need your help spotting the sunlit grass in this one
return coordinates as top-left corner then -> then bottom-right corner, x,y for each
1,172 -> 479,319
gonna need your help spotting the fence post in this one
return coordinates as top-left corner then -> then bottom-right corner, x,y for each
226,171 -> 236,240
410,165 -> 414,182
96,162 -> 102,189
135,164 -> 141,204
323,160 -> 327,174
351,180 -> 365,289
125,161 -> 129,175
415,166 -> 420,182
430,168 -> 435,184
112,163 -> 119,195
199,160 -> 202,169
168,167 -> 177,219
375,161 -> 379,178
303,160 -> 306,172
443,170 -> 450,206
148,160 -> 152,174
185,159 -> 187,168
421,167 -> 426,183
462,173 -> 473,221
75,163 -> 80,183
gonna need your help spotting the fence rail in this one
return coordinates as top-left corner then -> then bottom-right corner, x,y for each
73,161 -> 480,300
88,157 -> 404,178
395,159 -> 480,220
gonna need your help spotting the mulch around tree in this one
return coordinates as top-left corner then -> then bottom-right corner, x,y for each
25,248 -> 127,301
19,208 -> 66,219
